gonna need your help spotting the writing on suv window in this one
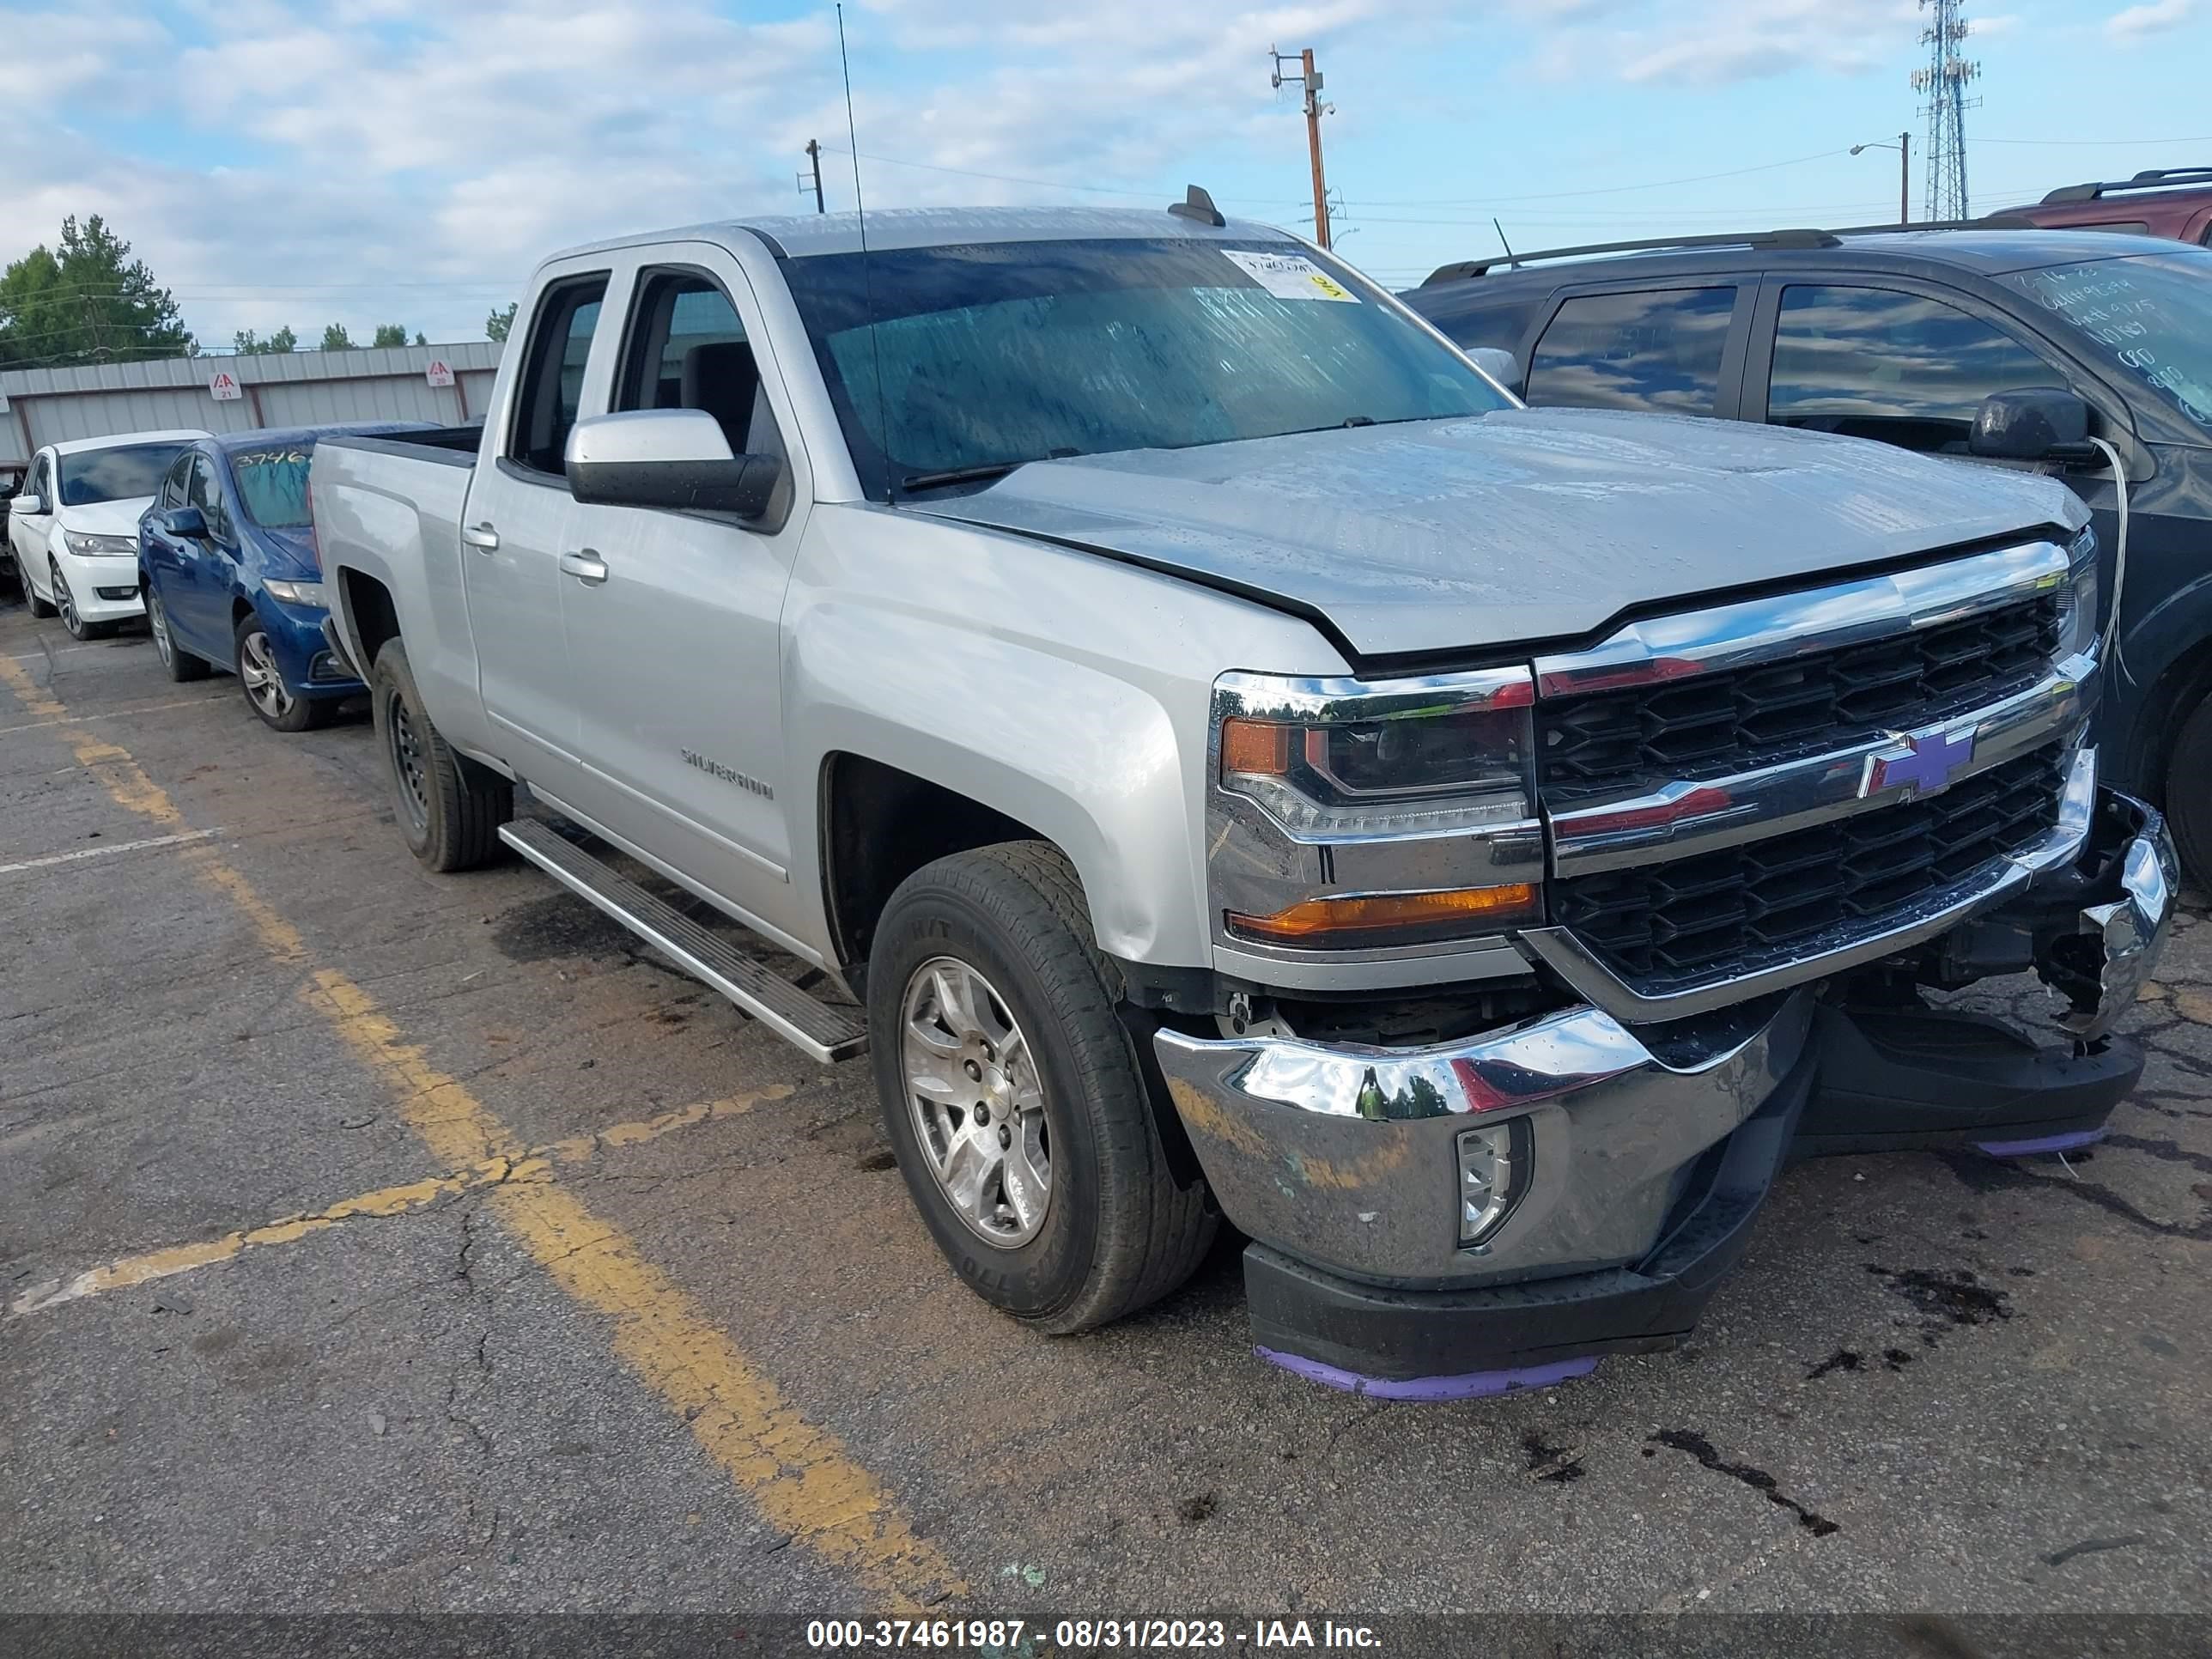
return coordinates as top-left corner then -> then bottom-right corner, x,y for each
2002,250 -> 2212,432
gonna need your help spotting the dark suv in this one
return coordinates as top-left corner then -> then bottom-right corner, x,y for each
2000,168 -> 2212,246
1405,226 -> 2212,881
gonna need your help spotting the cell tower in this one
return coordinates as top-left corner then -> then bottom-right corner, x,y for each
1912,0 -> 1980,221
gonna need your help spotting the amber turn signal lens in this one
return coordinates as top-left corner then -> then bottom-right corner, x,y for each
1220,717 -> 1291,778
1227,883 -> 1540,947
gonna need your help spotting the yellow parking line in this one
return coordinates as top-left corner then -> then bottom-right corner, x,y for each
0,654 -> 966,1611
7,1087 -> 789,1319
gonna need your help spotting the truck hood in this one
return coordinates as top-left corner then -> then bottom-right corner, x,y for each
908,408 -> 2086,662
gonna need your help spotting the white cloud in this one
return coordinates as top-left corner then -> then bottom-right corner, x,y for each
1523,0 -> 1921,87
2106,0 -> 2195,38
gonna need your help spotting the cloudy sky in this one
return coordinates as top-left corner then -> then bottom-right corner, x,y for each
10,0 -> 2209,349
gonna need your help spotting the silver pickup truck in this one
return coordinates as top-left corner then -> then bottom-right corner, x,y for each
313,200 -> 2175,1400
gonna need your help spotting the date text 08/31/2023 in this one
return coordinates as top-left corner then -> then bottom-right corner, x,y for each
805,1619 -> 1385,1651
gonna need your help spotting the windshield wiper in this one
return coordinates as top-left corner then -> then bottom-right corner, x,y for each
899,461 -> 1024,493
897,448 -> 1079,495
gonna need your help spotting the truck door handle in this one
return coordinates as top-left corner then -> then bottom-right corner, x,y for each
558,550 -> 609,585
460,522 -> 500,551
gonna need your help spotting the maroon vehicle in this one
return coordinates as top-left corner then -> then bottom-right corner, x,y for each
2002,167 -> 2212,245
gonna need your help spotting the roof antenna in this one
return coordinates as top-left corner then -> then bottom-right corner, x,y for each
1170,185 -> 1225,228
1492,217 -> 1516,267
837,3 -> 892,501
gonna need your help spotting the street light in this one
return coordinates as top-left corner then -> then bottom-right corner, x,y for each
1851,132 -> 1912,226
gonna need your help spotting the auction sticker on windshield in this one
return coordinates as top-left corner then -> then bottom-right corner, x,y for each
1221,249 -> 1360,302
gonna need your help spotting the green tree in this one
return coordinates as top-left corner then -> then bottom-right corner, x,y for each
0,215 -> 192,368
320,322 -> 354,352
234,325 -> 298,355
485,301 -> 519,343
371,323 -> 410,349
414,331 -> 428,347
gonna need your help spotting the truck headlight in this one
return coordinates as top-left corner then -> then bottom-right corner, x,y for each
1211,668 -> 1541,949
64,532 -> 137,558
2056,525 -> 2100,661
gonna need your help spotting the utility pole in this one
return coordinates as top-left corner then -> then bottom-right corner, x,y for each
1898,131 -> 1911,224
1269,46 -> 1334,249
799,139 -> 826,214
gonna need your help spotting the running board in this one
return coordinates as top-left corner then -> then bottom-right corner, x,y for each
500,818 -> 867,1064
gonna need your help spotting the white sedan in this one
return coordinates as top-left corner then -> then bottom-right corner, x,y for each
9,429 -> 210,639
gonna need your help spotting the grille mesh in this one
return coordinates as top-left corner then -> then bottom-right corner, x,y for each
1539,595 -> 2060,803
1552,745 -> 2067,993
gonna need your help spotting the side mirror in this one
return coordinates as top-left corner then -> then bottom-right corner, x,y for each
565,410 -> 784,521
1970,387 -> 2096,462
1467,347 -> 1523,395
160,505 -> 210,539
13,491 -> 42,516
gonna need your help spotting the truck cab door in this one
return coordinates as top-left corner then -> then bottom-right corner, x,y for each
455,270 -> 612,793
544,252 -> 809,943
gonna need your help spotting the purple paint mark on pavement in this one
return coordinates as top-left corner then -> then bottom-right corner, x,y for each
1255,1346 -> 1599,1401
1975,1127 -> 2106,1158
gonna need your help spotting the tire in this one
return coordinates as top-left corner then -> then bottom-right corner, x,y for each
868,841 -> 1215,1334
148,586 -> 211,683
234,612 -> 330,732
2165,692 -> 2212,890
47,561 -> 79,629
24,555 -> 57,618
369,637 -> 511,872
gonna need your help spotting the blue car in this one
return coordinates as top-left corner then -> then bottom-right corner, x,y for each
137,424 -> 427,731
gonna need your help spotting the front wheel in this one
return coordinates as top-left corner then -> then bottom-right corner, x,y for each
368,637 -> 511,872
25,559 -> 57,618
50,561 -> 93,638
867,842 -> 1215,1334
2164,692 -> 2212,889
234,613 -> 330,732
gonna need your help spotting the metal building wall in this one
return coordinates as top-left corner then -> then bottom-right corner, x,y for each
1,343 -> 504,466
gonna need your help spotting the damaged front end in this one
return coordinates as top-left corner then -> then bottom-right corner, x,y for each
1153,778 -> 2179,1399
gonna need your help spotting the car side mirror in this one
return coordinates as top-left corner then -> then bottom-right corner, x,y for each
1467,347 -> 1523,395
13,491 -> 42,516
1969,388 -> 2096,463
565,410 -> 784,522
161,505 -> 210,539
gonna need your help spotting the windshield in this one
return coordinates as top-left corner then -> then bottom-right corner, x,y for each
58,442 -> 189,507
781,237 -> 1511,498
2002,250 -> 2212,435
229,442 -> 317,529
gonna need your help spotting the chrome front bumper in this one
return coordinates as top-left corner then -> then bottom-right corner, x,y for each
1156,783 -> 2177,1304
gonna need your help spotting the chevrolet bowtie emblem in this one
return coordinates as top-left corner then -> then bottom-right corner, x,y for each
1863,726 -> 1975,799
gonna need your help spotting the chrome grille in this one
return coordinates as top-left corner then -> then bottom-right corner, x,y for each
1538,593 -> 2060,804
1550,745 -> 2067,993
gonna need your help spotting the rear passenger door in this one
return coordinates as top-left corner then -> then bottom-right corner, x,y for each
547,248 -> 811,941
1519,284 -> 1753,418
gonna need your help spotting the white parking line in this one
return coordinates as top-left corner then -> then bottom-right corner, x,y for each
0,692 -> 231,738
0,828 -> 218,876
0,641 -> 111,662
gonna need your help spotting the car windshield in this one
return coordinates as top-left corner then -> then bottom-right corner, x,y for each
229,443 -> 317,529
58,442 -> 189,507
2001,250 -> 2212,435
781,237 -> 1511,498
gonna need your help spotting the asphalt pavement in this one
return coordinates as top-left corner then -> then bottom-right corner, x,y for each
3,598 -> 2209,1638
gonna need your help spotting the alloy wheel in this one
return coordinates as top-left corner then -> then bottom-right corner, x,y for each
52,562 -> 82,638
149,592 -> 174,666
899,956 -> 1053,1248
239,628 -> 295,721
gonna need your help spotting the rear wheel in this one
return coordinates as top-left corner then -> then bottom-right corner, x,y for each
2165,692 -> 2212,890
234,613 -> 330,732
867,842 -> 1215,1334
369,637 -> 511,872
149,587 -> 210,683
